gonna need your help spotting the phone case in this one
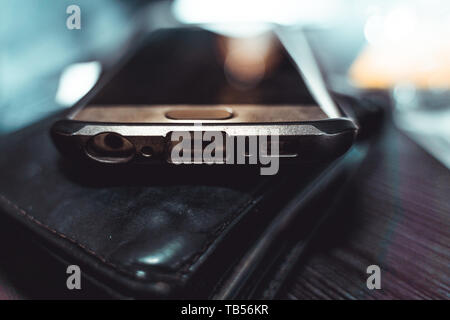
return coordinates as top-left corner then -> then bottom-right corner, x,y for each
50,27 -> 358,167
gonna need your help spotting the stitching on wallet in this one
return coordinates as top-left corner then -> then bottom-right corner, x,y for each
0,193 -> 137,279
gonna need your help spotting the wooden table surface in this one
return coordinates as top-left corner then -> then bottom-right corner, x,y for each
280,119 -> 450,299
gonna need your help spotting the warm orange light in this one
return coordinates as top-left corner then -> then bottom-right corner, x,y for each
350,5 -> 450,89
350,43 -> 450,89
217,34 -> 280,89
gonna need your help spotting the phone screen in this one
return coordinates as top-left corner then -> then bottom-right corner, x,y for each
90,28 -> 318,107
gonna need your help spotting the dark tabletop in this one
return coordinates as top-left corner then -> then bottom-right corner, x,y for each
279,118 -> 450,299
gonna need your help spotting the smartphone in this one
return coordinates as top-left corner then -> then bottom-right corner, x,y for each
51,28 -> 357,167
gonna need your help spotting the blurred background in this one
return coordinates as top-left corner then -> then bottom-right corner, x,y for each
1,0 -> 449,168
